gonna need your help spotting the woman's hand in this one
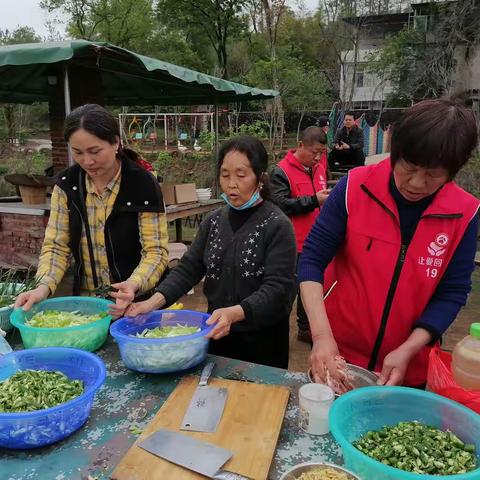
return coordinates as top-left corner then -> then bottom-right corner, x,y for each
310,332 -> 341,383
109,280 -> 139,318
205,305 -> 245,340
377,346 -> 415,386
125,292 -> 166,317
377,328 -> 432,386
14,284 -> 50,311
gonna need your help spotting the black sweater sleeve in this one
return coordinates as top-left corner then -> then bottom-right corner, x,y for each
155,217 -> 209,305
270,166 -> 318,216
239,215 -> 297,328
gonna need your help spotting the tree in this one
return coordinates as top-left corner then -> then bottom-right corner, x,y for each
156,0 -> 249,78
0,27 -> 42,142
41,0 -> 156,52
367,0 -> 480,103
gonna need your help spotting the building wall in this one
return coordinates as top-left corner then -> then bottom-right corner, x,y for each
339,48 -> 395,105
0,213 -> 47,268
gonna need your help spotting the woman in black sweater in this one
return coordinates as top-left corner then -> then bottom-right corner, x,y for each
125,136 -> 297,368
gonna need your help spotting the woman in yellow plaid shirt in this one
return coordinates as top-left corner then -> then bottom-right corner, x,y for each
15,104 -> 169,316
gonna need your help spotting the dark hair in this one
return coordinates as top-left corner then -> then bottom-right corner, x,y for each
217,135 -> 270,199
64,104 -> 119,144
64,103 -> 141,164
299,126 -> 327,145
344,111 -> 355,119
317,116 -> 329,128
390,98 -> 478,179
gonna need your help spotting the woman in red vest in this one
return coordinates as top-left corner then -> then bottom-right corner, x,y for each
298,98 -> 479,387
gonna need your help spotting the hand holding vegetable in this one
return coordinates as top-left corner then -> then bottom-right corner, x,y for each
126,292 -> 166,317
14,284 -> 50,311
109,280 -> 139,317
205,305 -> 245,340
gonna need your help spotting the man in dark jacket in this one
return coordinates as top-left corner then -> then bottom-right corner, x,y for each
328,112 -> 365,170
270,126 -> 329,343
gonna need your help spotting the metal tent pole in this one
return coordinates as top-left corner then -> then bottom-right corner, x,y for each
214,101 -> 219,156
64,65 -> 73,166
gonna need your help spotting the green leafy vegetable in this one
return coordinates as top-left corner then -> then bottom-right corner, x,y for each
27,310 -> 108,328
0,269 -> 40,308
134,324 -> 200,339
354,421 -> 476,475
0,370 -> 83,413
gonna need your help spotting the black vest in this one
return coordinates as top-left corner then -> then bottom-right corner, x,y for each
56,158 -> 165,295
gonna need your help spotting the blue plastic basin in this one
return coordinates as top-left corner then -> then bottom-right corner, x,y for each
330,386 -> 480,480
0,347 -> 106,449
110,310 -> 212,373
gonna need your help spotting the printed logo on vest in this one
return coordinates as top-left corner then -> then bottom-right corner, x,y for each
427,233 -> 449,257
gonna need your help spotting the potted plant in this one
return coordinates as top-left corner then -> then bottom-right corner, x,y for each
4,151 -> 55,205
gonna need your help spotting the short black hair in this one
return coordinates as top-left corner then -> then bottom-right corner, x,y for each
390,98 -> 478,179
317,116 -> 329,128
217,136 -> 270,199
344,111 -> 355,119
299,126 -> 327,145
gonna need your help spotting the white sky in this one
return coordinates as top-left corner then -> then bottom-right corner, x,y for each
0,0 -> 321,38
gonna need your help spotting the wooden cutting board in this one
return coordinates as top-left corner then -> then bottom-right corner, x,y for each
111,376 -> 290,480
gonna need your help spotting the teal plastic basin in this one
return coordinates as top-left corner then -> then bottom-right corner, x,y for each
330,386 -> 480,480
10,296 -> 112,352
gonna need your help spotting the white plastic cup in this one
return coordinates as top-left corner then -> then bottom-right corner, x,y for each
299,383 -> 335,435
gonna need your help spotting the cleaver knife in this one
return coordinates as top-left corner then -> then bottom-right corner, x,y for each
139,429 -> 252,479
180,360 -> 228,433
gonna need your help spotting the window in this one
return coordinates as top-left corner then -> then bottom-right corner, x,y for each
356,71 -> 364,88
414,15 -> 428,33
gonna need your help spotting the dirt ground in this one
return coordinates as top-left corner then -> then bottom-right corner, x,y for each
155,268 -> 480,373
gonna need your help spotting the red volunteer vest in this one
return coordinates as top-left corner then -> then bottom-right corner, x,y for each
324,159 -> 479,386
278,150 -> 327,252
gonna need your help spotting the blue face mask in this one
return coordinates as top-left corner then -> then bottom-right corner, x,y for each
221,190 -> 262,211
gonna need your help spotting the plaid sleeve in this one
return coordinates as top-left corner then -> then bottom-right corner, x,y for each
128,212 -> 169,294
36,186 -> 72,294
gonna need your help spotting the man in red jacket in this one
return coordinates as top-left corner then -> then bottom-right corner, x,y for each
271,126 -> 329,342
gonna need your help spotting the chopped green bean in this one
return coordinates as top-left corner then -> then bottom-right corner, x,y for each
0,370 -> 83,413
354,421 -> 476,475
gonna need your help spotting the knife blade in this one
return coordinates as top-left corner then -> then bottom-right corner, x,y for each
180,360 -> 228,433
139,429 -> 252,479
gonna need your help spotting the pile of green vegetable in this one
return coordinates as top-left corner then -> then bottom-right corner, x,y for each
0,370 -> 84,413
27,310 -> 108,328
354,421 -> 476,475
134,324 -> 200,338
0,269 -> 39,308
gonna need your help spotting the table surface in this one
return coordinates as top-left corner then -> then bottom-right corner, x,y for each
0,199 -> 224,217
1,337 -> 342,480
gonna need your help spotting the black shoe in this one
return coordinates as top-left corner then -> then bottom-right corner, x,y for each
297,328 -> 312,343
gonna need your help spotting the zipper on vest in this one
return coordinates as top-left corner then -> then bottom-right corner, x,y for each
368,243 -> 408,371
107,227 -> 123,282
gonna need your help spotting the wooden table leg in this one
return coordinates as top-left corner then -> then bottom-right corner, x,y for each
175,218 -> 182,242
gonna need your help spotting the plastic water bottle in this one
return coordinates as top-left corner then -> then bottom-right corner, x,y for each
0,328 -> 13,355
452,322 -> 480,391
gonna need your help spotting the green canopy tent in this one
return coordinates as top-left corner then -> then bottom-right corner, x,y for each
0,40 -> 278,167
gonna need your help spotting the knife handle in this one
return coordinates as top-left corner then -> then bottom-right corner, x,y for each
199,361 -> 215,386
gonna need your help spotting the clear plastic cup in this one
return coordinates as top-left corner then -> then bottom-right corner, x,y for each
299,383 -> 334,435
